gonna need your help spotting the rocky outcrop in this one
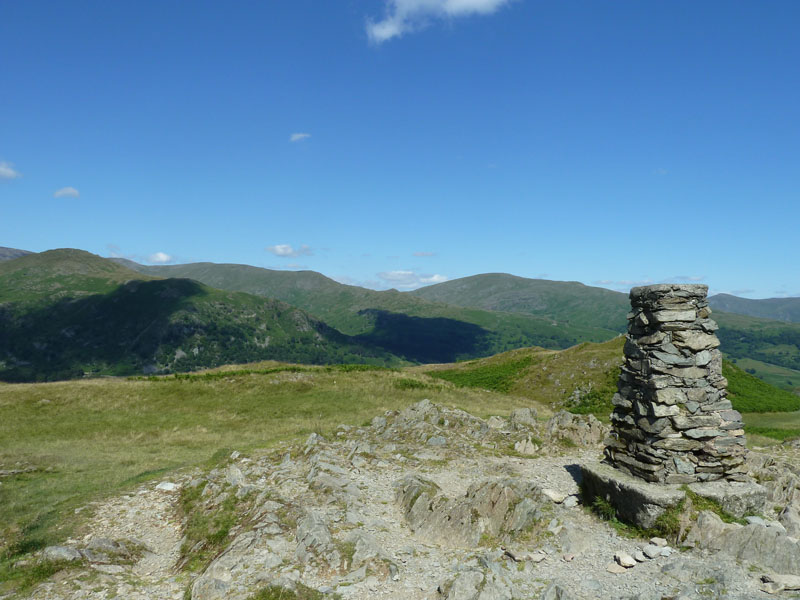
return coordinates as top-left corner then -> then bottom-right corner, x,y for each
606,284 -> 748,483
395,475 -> 547,547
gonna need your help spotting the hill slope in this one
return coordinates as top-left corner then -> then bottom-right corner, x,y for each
411,272 -> 630,332
0,251 -> 398,381
112,260 -> 621,362
422,337 -> 799,417
710,293 -> 800,323
0,247 -> 34,262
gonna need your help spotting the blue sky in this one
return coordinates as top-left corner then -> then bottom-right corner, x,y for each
1,1 -> 798,297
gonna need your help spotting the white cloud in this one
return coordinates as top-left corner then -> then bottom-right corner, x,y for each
654,168 -> 668,176
366,0 -> 513,43
730,288 -> 755,296
672,275 -> 705,282
413,251 -> 436,257
53,186 -> 80,198
266,244 -> 313,258
148,252 -> 173,264
0,161 -> 21,180
290,133 -> 311,143
377,269 -> 448,290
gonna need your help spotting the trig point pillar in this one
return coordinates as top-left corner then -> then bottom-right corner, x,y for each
605,283 -> 748,483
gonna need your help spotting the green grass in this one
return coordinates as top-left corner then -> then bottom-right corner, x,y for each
724,360 -> 800,412
742,411 -> 800,442
428,355 -> 536,393
726,356 -> 800,394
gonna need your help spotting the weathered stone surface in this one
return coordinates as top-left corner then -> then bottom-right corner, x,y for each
687,510 -> 800,575
42,546 -> 82,562
580,462 -> 684,529
687,481 -> 767,518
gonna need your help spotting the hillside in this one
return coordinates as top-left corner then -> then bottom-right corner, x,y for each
113,260 -> 620,362
0,251 -> 398,381
710,293 -> 800,323
0,246 -> 34,262
411,272 -> 630,332
421,337 -> 799,418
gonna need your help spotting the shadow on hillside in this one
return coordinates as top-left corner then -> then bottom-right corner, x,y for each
0,278 -> 209,381
354,309 -> 491,364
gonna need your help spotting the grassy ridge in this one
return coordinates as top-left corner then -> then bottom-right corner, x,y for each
424,337 -> 626,417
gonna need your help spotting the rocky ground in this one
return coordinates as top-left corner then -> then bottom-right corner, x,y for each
18,400 -> 800,600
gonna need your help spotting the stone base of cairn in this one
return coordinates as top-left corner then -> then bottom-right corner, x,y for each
605,284 -> 748,484
580,283 -> 765,529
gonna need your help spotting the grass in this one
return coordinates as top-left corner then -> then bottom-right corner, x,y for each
724,361 -> 800,412
428,355 -> 536,393
178,479 -> 243,572
0,364 -> 540,596
743,411 -> 800,442
0,558 -> 81,596
727,356 -> 800,393
422,337 -> 625,417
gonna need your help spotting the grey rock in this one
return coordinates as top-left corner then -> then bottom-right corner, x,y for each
614,551 -> 636,568
295,511 -> 341,568
191,576 -> 231,600
428,435 -> 447,446
780,505 -> 800,537
42,546 -> 82,562
687,480 -> 767,517
541,582 -> 575,600
580,461 -> 684,529
687,510 -> 800,575
513,437 -> 539,456
226,465 -> 246,487
642,544 -> 661,559
509,408 -> 537,430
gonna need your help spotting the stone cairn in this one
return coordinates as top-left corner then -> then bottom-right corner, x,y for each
605,283 -> 748,484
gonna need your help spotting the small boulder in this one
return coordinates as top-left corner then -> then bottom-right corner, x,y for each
42,546 -> 82,562
614,552 -> 636,568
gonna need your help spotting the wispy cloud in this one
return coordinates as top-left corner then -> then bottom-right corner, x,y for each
53,186 -> 80,198
730,289 -> 755,296
290,133 -> 311,143
413,251 -> 436,257
672,275 -> 705,282
654,168 -> 668,176
0,161 -> 21,180
366,0 -> 513,44
266,244 -> 313,258
148,252 -> 173,264
377,269 -> 448,290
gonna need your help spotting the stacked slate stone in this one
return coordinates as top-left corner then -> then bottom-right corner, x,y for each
606,283 -> 748,484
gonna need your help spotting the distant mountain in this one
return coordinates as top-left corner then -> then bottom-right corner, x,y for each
710,293 -> 800,323
113,260 -> 622,362
0,250 -> 397,381
0,247 -> 34,262
411,273 -> 630,332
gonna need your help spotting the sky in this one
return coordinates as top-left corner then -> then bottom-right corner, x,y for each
1,1 -> 798,298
